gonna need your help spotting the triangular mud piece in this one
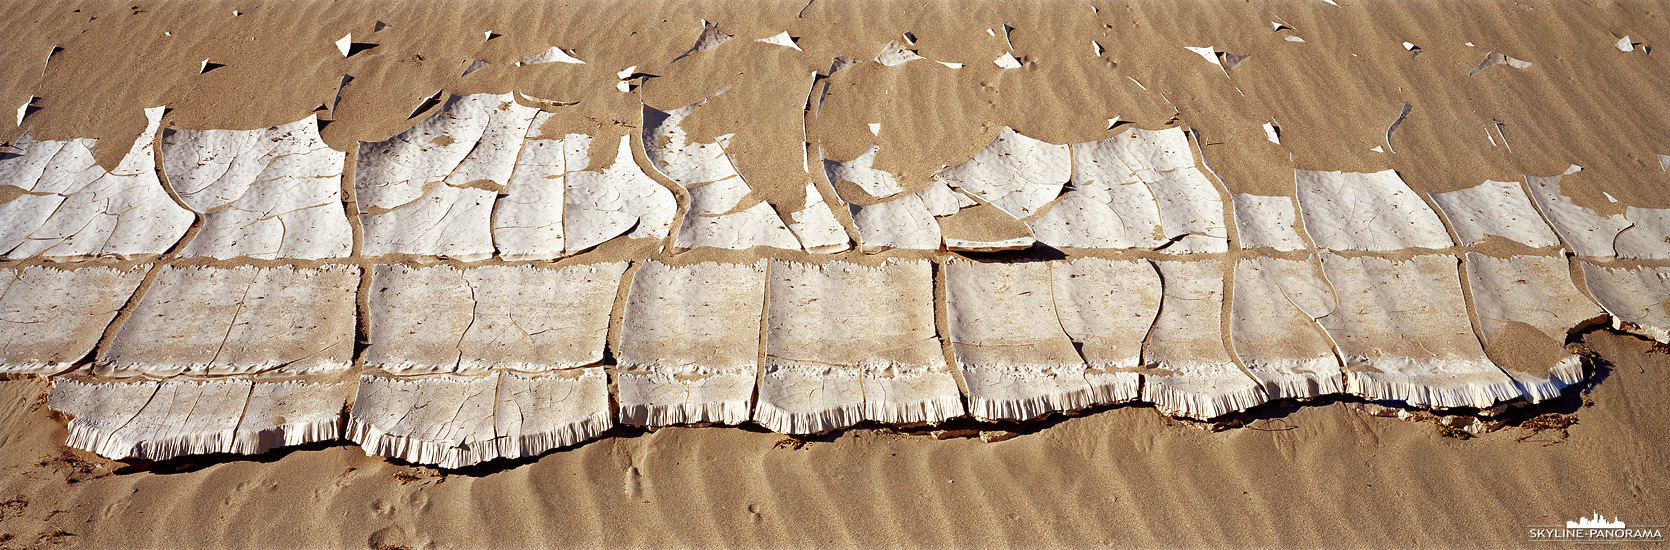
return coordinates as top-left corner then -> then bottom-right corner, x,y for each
1219,52 -> 1250,70
757,32 -> 801,51
876,39 -> 924,66
1317,254 -> 1523,409
617,260 -> 766,427
461,59 -> 489,76
0,265 -> 148,374
1465,253 -> 1605,401
0,106 -> 193,259
1295,169 -> 1453,251
16,96 -> 39,126
1430,180 -> 1560,247
673,20 -> 731,62
161,115 -> 352,259
1580,262 -> 1670,343
1142,260 -> 1267,419
1230,257 -> 1344,400
755,260 -> 961,434
50,377 -> 354,461
356,93 -> 539,260
348,369 -> 612,468
365,263 -> 628,375
518,46 -> 585,66
96,265 -> 359,377
993,52 -> 1022,69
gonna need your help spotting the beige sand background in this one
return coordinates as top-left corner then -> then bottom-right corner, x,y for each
1,0 -> 1668,547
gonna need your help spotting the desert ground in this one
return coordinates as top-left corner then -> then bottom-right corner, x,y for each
0,0 -> 1668,547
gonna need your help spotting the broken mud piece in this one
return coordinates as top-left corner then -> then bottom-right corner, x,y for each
824,145 -> 905,197
50,377 -> 354,461
754,260 -> 961,434
1294,169 -> 1453,251
1580,262 -> 1670,343
16,96 -> 40,126
938,200 -> 1034,251
1143,260 -> 1267,420
161,115 -> 352,260
1613,206 -> 1670,260
356,92 -> 539,260
365,263 -> 627,375
1465,254 -> 1606,401
1029,127 -> 1227,253
0,265 -> 148,374
876,39 -> 924,66
1219,52 -> 1250,70
561,134 -> 676,254
935,127 -> 1069,220
641,102 -> 803,251
782,182 -> 851,253
1231,257 -> 1345,400
616,260 -> 766,427
1468,51 -> 1532,76
95,264 -> 359,377
1231,194 -> 1307,251
1385,103 -> 1411,153
979,430 -> 1017,443
1523,166 -> 1631,258
494,125 -> 674,259
757,32 -> 801,51
1430,180 -> 1561,248
945,258 -> 1154,421
993,52 -> 1022,69
347,369 -> 612,468
1318,254 -> 1523,409
0,106 -> 193,259
673,20 -> 732,62
517,46 -> 585,66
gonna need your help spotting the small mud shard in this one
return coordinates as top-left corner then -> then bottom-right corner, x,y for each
1469,51 -> 1532,76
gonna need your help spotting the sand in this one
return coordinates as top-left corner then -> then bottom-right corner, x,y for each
2,0 -> 1669,547
0,331 -> 1658,548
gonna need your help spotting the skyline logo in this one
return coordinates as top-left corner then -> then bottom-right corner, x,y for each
1568,512 -> 1626,529
1529,513 -> 1663,543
